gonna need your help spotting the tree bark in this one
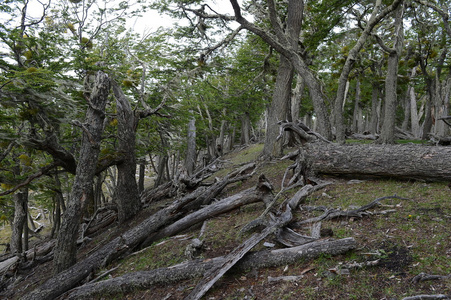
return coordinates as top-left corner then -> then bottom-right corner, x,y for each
405,67 -> 421,138
10,189 -> 27,254
352,78 -> 364,134
62,237 -> 356,300
263,54 -> 294,157
291,75 -> 304,123
53,71 -> 110,274
370,61 -> 383,135
301,142 -> 451,181
146,184 -> 273,247
378,4 -> 404,144
138,162 -> 145,194
240,111 -> 251,146
186,115 -> 197,175
111,81 -> 142,223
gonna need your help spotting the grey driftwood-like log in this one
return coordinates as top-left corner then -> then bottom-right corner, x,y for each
401,295 -> 450,300
292,195 -> 408,227
22,174 -> 265,300
143,180 -> 273,248
61,237 -> 356,300
279,121 -> 451,182
184,206 -> 293,300
301,142 -> 451,181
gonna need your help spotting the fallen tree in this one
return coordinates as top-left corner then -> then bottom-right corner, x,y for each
21,169 -> 260,300
142,180 -> 273,248
61,237 -> 356,300
303,143 -> 451,181
279,121 -> 451,182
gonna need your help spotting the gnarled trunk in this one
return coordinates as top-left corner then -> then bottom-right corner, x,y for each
262,55 -> 293,157
10,189 -> 28,254
111,81 -> 141,224
53,71 -> 110,273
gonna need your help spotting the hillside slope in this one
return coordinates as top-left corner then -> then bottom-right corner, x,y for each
5,144 -> 451,299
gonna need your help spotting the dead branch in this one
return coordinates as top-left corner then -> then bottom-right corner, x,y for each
401,295 -> 450,300
0,163 -> 56,197
184,205 -> 293,300
62,238 -> 356,300
143,178 -> 273,248
411,272 -> 451,284
293,195 -> 408,226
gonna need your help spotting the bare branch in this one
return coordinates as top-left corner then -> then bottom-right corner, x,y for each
0,163 -> 56,197
414,0 -> 451,38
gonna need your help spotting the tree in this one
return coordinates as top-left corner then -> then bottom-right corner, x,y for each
376,3 -> 405,144
332,0 -> 403,143
262,0 -> 303,157
54,71 -> 110,273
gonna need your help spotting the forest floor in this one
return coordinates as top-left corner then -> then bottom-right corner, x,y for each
5,143 -> 451,300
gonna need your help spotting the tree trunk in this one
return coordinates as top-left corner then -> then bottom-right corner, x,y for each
422,95 -> 433,140
333,0 -> 403,143
379,4 -> 404,144
62,238 -> 356,300
138,162 -> 145,194
240,112 -> 251,145
410,76 -> 422,138
112,81 -> 141,224
379,52 -> 399,144
186,115 -> 197,175
434,68 -> 451,137
155,130 -> 170,187
10,189 -> 27,254
53,71 -> 110,274
301,142 -> 451,181
263,55 -> 293,157
420,68 -> 436,140
50,171 -> 63,238
352,78 -> 363,133
262,0 -> 303,157
218,115 -> 227,155
23,194 -> 29,252
291,75 -> 304,123
370,62 -> 383,135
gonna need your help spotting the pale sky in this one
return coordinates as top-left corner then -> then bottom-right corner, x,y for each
127,1 -> 236,35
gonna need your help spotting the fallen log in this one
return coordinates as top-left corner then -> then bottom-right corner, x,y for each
401,295 -> 450,300
61,237 -> 356,300
278,121 -> 451,182
0,256 -> 19,275
301,143 -> 451,182
143,178 -> 273,248
293,195 -> 407,227
185,206 -> 292,300
22,174 -> 263,300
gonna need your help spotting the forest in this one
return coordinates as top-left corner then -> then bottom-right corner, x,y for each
0,0 -> 450,299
